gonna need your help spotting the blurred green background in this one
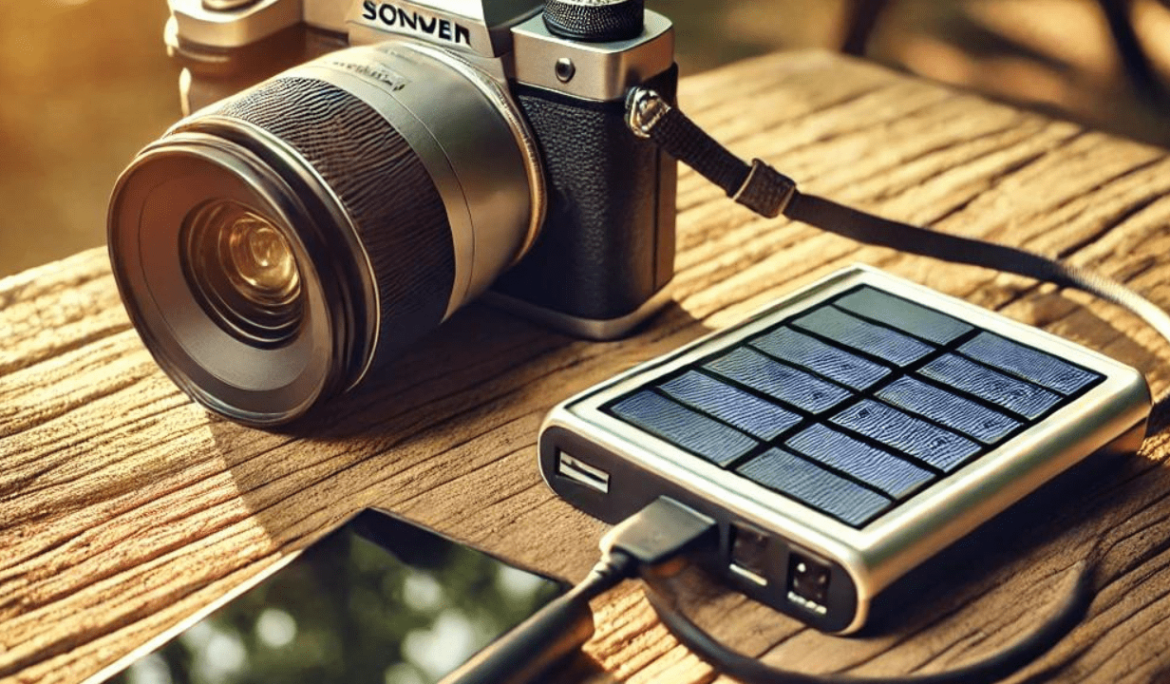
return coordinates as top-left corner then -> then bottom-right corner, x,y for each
1,0 -> 1168,278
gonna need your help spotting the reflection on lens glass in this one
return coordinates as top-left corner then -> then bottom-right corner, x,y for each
181,200 -> 305,347
226,215 -> 300,304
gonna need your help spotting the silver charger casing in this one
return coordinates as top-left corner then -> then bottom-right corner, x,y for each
538,265 -> 1151,633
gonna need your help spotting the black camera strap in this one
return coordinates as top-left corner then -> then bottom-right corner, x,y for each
626,87 -> 1170,437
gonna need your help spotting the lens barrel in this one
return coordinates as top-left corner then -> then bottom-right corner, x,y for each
109,44 -> 543,425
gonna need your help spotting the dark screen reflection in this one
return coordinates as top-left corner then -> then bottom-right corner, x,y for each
106,511 -> 566,684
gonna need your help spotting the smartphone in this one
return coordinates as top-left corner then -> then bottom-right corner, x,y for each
88,509 -> 569,684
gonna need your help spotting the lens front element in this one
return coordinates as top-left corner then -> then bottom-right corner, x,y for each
224,212 -> 299,298
183,200 -> 304,347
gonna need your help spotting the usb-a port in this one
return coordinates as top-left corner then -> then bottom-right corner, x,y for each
557,452 -> 610,494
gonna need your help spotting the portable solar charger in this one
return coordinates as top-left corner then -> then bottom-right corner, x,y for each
539,265 -> 1151,634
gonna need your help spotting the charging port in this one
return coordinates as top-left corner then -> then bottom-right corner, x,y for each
787,551 -> 830,615
556,452 -> 609,494
729,523 -> 770,586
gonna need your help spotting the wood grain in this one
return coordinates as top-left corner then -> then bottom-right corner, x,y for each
3,50 -> 1170,684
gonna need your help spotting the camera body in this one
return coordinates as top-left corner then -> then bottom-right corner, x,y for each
167,0 -> 677,335
109,0 -> 677,424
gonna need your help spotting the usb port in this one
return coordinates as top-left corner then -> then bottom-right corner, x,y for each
557,452 -> 610,494
729,523 -> 770,587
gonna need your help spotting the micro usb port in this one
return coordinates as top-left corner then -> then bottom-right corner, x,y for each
557,452 -> 610,494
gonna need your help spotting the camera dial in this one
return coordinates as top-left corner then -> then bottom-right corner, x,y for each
542,0 -> 645,42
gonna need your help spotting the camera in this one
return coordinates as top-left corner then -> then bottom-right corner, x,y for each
108,0 -> 678,425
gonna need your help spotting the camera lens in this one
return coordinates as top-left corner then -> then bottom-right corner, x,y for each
182,200 -> 304,346
109,44 -> 544,425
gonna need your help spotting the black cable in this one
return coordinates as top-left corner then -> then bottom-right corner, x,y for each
439,498 -> 718,684
438,550 -> 636,684
642,560 -> 1095,684
611,500 -> 1099,684
600,499 -> 1099,684
444,497 -> 1098,683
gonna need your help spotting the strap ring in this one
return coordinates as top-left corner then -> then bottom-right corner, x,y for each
626,87 -> 670,139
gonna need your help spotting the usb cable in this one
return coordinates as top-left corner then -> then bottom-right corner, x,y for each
438,498 -> 717,684
441,496 -> 1095,684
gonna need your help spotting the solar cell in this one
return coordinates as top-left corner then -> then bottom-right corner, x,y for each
877,376 -> 1020,444
785,424 -> 935,499
960,332 -> 1099,395
750,327 -> 890,390
835,287 -> 972,344
705,347 -> 853,415
793,306 -> 934,366
919,354 -> 1062,420
660,371 -> 802,440
738,448 -> 892,526
611,390 -> 758,466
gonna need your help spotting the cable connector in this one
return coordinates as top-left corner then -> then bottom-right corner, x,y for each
439,498 -> 715,684
601,497 -> 718,576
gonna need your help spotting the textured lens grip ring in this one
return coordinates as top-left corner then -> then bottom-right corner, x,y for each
200,76 -> 457,381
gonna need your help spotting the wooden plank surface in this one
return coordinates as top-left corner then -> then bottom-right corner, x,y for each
3,50 -> 1170,684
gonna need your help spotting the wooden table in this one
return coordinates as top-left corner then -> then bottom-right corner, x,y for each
4,50 -> 1170,684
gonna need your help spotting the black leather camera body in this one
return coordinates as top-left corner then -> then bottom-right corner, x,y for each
494,65 -> 678,330
108,0 -> 677,424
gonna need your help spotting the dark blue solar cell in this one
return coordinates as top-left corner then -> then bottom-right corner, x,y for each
705,347 -> 853,415
660,371 -> 802,440
738,448 -> 892,527
918,354 -> 1062,420
749,327 -> 891,390
835,287 -> 972,345
610,390 -> 758,467
786,424 -> 935,499
959,332 -> 1101,396
830,400 -> 981,472
792,306 -> 934,366
877,377 -> 1020,444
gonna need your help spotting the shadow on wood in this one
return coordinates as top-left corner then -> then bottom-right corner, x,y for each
206,299 -> 709,579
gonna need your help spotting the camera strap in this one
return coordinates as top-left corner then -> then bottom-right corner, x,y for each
626,87 -> 1170,437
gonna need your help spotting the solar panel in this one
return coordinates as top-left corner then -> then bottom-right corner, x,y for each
602,284 -> 1103,528
539,265 -> 1150,633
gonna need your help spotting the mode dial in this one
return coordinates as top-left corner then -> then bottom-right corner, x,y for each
542,0 -> 645,42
